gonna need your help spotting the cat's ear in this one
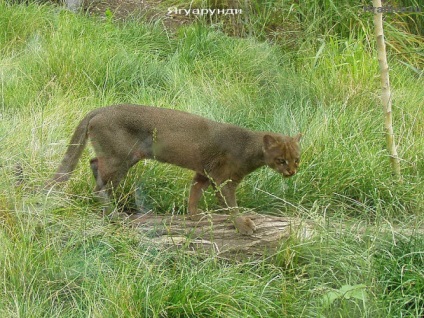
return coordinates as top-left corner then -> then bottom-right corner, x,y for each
263,135 -> 279,150
293,133 -> 302,143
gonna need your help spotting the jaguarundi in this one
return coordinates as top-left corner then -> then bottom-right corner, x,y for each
49,104 -> 302,235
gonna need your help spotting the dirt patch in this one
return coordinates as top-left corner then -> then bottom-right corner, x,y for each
82,0 -> 193,29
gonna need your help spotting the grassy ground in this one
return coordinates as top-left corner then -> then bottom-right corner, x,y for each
1,1 -> 423,317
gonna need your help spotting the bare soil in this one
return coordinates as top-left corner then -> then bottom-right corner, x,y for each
82,0 -> 193,29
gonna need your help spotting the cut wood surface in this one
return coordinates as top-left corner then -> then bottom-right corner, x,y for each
128,213 -> 314,259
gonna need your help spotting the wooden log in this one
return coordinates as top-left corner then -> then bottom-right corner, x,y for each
128,213 -> 314,259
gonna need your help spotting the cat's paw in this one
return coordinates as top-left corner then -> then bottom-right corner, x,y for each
234,216 -> 257,235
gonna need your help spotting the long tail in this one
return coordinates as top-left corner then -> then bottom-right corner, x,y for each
49,109 -> 100,184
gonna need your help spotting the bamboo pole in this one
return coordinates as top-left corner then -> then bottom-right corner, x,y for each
372,0 -> 401,178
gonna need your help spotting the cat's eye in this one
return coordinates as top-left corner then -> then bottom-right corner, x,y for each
277,158 -> 287,165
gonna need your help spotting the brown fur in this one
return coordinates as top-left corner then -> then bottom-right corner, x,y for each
50,104 -> 301,235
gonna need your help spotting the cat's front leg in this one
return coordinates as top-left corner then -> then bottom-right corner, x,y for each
188,172 -> 211,220
216,180 -> 256,235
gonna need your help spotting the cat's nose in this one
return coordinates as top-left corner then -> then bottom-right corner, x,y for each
287,170 -> 296,176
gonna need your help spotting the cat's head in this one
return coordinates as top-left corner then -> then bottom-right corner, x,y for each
262,133 -> 302,178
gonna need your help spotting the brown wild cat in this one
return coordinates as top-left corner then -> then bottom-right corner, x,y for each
49,105 -> 301,235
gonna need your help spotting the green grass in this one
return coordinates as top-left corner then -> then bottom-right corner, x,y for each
1,1 -> 424,317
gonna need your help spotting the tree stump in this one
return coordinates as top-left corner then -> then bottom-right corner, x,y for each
129,213 -> 314,259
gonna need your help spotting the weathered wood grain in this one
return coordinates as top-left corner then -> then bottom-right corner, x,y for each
128,213 -> 314,259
